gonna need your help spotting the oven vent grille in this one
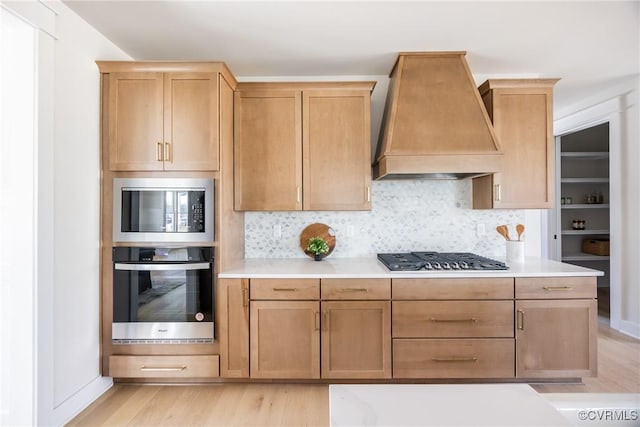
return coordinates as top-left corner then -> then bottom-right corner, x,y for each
112,338 -> 214,345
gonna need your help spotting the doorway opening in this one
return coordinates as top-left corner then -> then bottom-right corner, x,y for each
555,122 -> 611,318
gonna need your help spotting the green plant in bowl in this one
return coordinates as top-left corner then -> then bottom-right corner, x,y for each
307,236 -> 329,261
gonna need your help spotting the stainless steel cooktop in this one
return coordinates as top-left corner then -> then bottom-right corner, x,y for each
377,252 -> 508,271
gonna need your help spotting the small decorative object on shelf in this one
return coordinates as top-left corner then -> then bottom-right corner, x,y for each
307,236 -> 330,261
572,219 -> 586,230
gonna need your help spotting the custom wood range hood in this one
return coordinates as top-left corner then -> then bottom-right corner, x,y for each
374,51 -> 503,180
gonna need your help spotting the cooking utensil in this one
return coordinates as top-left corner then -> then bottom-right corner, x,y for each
516,224 -> 525,241
496,225 -> 510,241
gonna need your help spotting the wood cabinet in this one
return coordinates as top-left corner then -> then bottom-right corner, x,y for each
249,279 -> 321,379
98,63 -> 225,171
392,278 -> 515,379
225,274 -> 597,382
234,82 -> 374,211
218,279 -> 249,378
247,278 -> 390,379
250,300 -> 320,379
320,278 -> 391,379
473,79 -> 559,209
109,355 -> 219,378
393,339 -> 515,379
515,277 -> 597,378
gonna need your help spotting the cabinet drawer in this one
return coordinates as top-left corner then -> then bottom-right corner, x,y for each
392,301 -> 514,338
250,278 -> 320,300
393,339 -> 515,378
109,355 -> 219,378
321,278 -> 390,300
515,277 -> 596,299
392,278 -> 513,300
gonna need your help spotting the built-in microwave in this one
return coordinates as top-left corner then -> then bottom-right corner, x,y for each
113,177 -> 214,243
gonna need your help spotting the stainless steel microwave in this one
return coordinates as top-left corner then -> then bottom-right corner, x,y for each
113,178 -> 214,243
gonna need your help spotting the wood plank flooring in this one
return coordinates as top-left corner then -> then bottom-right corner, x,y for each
67,318 -> 639,427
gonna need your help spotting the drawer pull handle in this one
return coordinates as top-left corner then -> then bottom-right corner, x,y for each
164,142 -> 171,162
543,286 -> 573,291
517,309 -> 525,330
273,287 -> 298,292
156,142 -> 163,161
432,357 -> 478,363
140,366 -> 186,372
341,288 -> 368,292
430,318 -> 478,323
314,311 -> 320,331
242,287 -> 249,307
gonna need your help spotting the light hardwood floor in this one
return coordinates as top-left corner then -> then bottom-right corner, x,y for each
67,318 -> 639,427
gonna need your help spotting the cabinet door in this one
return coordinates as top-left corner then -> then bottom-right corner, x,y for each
234,91 -> 302,210
250,300 -> 319,378
321,301 -> 391,379
516,299 -> 597,378
218,279 -> 249,378
164,73 -> 219,171
473,81 -> 557,209
107,72 -> 164,171
303,90 -> 372,210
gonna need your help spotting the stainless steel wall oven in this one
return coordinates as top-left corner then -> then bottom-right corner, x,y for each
112,246 -> 214,343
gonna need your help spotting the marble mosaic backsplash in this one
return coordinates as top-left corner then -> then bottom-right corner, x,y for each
244,179 -> 525,259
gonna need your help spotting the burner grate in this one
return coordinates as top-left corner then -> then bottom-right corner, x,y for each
378,252 -> 507,271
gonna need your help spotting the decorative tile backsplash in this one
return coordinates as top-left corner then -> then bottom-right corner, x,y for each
245,180 -> 525,259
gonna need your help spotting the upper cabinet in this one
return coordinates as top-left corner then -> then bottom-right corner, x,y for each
98,62 -> 236,171
472,79 -> 559,209
234,82 -> 375,211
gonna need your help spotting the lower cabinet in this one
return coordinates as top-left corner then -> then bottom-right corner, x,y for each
248,278 -> 391,379
109,355 -> 219,379
515,277 -> 598,378
321,301 -> 391,379
393,339 -> 515,379
220,275 -> 597,381
250,300 -> 320,378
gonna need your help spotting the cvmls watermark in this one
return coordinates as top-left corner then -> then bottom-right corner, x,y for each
577,409 -> 638,422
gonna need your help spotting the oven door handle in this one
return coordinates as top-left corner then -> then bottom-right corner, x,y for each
114,262 -> 210,271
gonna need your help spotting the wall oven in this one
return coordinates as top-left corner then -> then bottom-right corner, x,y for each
113,177 -> 214,243
112,246 -> 214,342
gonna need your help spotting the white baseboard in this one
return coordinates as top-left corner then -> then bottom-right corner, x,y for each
618,319 -> 640,340
42,376 -> 113,426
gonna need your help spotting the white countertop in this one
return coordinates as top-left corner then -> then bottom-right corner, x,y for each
329,384 -> 572,426
218,257 -> 603,279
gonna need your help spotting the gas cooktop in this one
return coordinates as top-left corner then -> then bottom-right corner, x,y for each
377,252 -> 508,271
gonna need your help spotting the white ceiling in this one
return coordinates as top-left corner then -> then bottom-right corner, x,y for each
64,0 -> 639,115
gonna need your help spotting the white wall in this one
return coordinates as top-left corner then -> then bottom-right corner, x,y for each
2,1 -> 131,425
44,2 -> 131,424
0,8 -> 37,425
555,75 -> 640,338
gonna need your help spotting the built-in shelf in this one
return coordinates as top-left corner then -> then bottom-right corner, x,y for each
562,253 -> 610,261
561,203 -> 609,209
561,151 -> 609,160
561,229 -> 609,235
561,177 -> 609,183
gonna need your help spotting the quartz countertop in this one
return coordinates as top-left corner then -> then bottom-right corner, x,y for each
329,384 -> 572,426
218,257 -> 603,279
